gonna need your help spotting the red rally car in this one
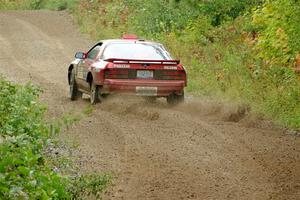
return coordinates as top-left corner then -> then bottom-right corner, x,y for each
68,35 -> 187,104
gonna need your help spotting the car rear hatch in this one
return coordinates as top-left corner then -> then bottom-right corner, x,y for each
104,58 -> 186,84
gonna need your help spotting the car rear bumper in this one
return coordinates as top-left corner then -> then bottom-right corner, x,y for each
102,79 -> 185,97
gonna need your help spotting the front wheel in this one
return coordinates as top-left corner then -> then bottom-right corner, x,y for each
90,82 -> 101,105
69,69 -> 82,101
167,93 -> 184,105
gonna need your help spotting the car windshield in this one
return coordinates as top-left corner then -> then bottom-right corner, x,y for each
102,43 -> 172,60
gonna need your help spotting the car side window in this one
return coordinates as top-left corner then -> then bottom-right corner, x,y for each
87,45 -> 101,60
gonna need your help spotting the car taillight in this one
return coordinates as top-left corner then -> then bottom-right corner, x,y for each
154,70 -> 186,80
104,69 -> 137,79
105,69 -> 129,79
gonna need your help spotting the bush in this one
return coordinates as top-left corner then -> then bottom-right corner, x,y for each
252,0 -> 300,66
0,79 -> 112,199
0,79 -> 69,199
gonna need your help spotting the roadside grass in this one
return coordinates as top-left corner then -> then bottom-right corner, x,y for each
69,174 -> 112,200
37,0 -> 78,10
0,78 -> 111,199
0,0 -> 78,10
0,0 -> 32,10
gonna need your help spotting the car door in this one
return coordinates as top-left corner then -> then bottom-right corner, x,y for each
76,44 -> 102,91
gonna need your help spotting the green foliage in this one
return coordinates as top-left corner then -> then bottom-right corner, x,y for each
0,79 -> 69,199
252,0 -> 300,66
69,0 -> 124,39
0,0 -> 32,10
0,0 -> 78,10
126,0 -> 194,35
69,174 -> 112,200
41,0 -> 79,11
199,0 -> 262,26
124,0 -> 262,36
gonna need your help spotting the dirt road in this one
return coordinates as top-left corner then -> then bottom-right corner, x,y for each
0,11 -> 299,200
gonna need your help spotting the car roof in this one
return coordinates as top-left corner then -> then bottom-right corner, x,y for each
98,39 -> 163,46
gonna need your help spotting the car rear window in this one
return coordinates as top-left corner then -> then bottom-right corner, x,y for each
102,43 -> 172,60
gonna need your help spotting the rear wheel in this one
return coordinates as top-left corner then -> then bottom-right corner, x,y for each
90,82 -> 101,105
167,93 -> 184,105
69,69 -> 82,100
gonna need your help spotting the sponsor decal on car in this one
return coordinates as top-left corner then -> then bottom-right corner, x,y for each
114,64 -> 130,69
164,66 -> 178,70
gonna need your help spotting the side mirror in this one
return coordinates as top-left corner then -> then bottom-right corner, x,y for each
75,52 -> 86,59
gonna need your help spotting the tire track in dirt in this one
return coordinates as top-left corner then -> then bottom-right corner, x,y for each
0,11 -> 299,200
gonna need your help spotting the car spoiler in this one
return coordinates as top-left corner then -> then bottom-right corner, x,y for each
105,58 -> 180,65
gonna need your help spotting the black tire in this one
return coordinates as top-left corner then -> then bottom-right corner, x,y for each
90,82 -> 101,105
69,69 -> 82,101
167,93 -> 184,105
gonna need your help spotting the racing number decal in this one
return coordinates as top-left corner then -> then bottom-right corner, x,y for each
77,60 -> 85,80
